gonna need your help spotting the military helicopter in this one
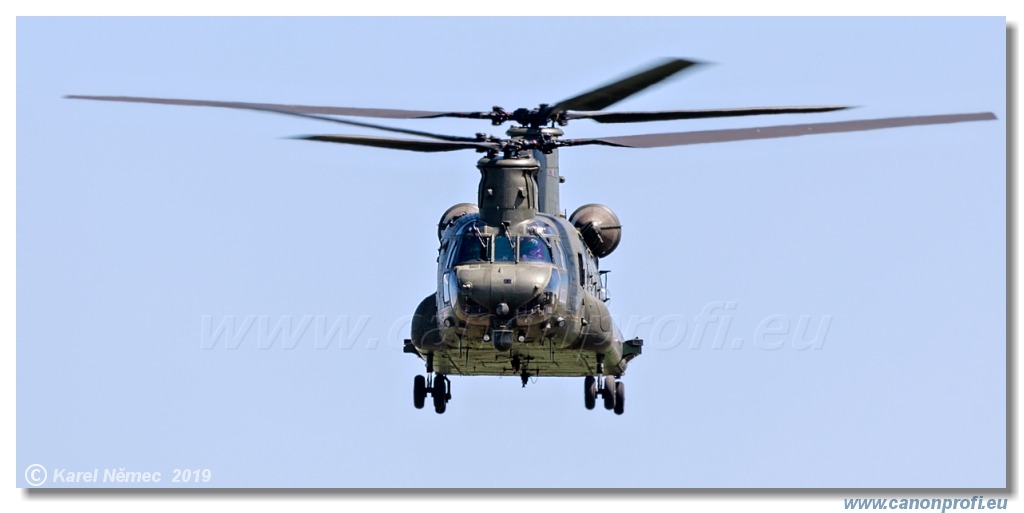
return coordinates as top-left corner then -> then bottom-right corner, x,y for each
68,58 -> 995,415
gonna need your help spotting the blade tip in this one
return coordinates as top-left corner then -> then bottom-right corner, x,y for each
669,57 -> 712,68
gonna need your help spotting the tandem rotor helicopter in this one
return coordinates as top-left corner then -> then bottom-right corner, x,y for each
69,58 -> 995,415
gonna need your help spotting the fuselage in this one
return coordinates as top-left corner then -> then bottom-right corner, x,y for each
408,150 -> 638,379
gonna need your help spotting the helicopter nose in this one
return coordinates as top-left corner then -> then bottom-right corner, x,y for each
456,263 -> 553,317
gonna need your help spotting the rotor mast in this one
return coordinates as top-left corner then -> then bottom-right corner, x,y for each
475,153 -> 540,226
507,126 -> 563,216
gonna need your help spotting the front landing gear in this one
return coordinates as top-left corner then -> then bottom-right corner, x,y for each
583,355 -> 626,415
432,374 -> 448,414
413,375 -> 426,409
589,376 -> 624,415
412,352 -> 451,414
613,380 -> 625,416
602,375 -> 616,410
584,376 -> 597,410
413,373 -> 450,414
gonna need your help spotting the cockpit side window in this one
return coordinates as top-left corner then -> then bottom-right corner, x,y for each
519,236 -> 553,263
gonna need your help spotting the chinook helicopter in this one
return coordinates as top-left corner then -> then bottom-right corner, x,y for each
68,58 -> 995,415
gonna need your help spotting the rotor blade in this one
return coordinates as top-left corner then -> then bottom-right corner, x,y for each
294,134 -> 499,153
240,107 -> 485,142
566,105 -> 853,124
583,112 -> 997,148
65,95 -> 483,120
550,58 -> 701,114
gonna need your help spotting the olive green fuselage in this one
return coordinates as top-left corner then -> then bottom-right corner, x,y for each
408,147 -> 640,379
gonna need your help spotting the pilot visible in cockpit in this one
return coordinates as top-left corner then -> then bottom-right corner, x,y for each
518,237 -> 552,263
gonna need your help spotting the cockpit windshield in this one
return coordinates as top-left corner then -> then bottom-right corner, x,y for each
494,236 -> 515,262
454,235 -> 488,265
519,236 -> 553,263
450,233 -> 554,266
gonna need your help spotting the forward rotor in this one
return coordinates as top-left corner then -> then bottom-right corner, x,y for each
66,57 -> 995,155
67,58 -> 852,128
283,110 -> 997,155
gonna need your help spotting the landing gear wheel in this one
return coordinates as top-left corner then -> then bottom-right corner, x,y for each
413,375 -> 426,409
613,381 -> 625,415
433,375 -> 447,414
603,375 -> 616,410
584,376 -> 597,410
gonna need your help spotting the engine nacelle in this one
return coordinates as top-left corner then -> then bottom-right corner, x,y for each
437,203 -> 479,240
570,203 -> 622,258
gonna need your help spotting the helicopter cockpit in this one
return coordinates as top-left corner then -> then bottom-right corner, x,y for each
442,217 -> 569,325
448,220 -> 557,267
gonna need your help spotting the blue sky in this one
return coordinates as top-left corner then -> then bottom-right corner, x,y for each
16,17 -> 1006,488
